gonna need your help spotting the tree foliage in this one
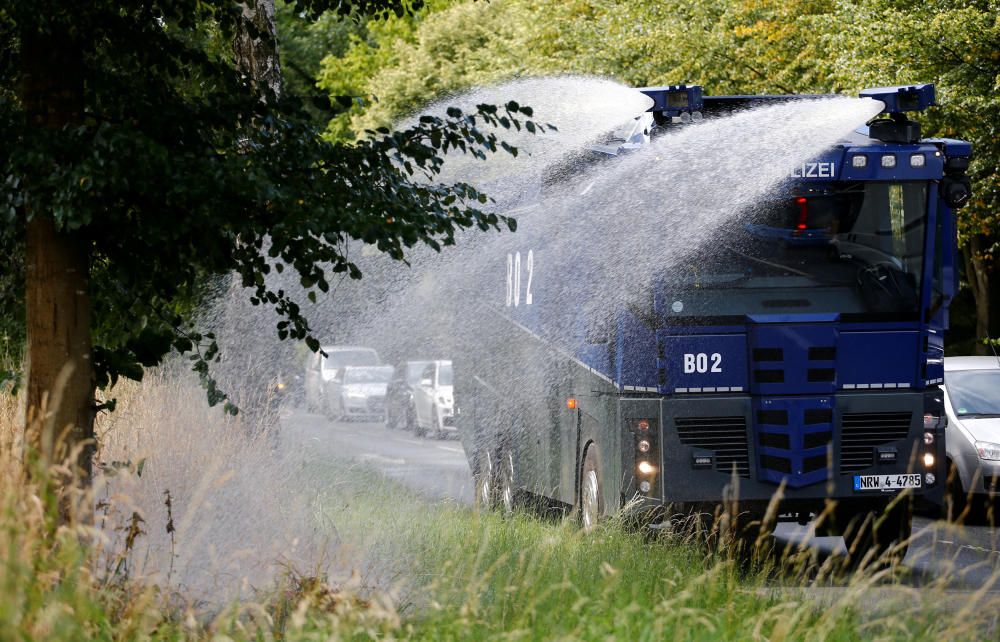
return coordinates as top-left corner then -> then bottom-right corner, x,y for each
1,0 -> 546,410
312,0 -> 999,342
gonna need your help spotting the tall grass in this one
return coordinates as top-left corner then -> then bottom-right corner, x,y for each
309,464 -> 1000,640
94,372 -> 338,603
3,366 -> 1000,639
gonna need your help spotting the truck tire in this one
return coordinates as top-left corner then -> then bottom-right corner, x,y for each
499,450 -> 516,516
474,449 -> 496,511
580,445 -> 603,531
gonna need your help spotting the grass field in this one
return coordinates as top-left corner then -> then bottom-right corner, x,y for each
3,375 -> 1000,640
308,463 -> 999,641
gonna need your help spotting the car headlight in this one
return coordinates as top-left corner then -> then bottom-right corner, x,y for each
975,442 -> 1000,461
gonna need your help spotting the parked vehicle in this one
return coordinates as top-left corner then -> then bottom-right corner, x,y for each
304,345 -> 380,412
943,356 -> 1000,521
413,360 -> 455,438
386,360 -> 433,431
325,365 -> 394,422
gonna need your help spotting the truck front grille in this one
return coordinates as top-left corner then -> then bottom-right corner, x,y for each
840,411 -> 911,473
675,416 -> 750,478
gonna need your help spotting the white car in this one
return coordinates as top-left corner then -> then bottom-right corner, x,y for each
944,355 -> 1000,518
413,360 -> 455,438
304,345 -> 380,412
325,365 -> 394,422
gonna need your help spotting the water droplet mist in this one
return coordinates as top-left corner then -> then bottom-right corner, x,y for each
98,76 -> 885,600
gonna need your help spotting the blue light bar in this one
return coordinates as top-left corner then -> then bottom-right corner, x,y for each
638,84 -> 704,116
859,83 -> 936,114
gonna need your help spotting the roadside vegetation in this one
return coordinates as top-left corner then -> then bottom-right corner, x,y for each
2,372 -> 999,640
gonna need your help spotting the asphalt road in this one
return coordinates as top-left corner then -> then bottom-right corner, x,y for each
281,408 -> 1000,590
283,408 -> 474,504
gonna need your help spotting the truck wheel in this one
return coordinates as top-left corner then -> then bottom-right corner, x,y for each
580,446 -> 603,531
499,451 -> 516,516
475,450 -> 496,511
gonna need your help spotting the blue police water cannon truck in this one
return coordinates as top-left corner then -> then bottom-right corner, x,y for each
457,84 -> 972,564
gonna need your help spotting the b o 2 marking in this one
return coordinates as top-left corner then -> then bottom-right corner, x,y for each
683,353 -> 722,374
505,250 -> 534,307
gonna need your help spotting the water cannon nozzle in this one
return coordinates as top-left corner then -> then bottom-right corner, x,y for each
639,84 -> 704,119
859,83 -> 936,115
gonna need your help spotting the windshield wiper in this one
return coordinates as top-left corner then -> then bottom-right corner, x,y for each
958,413 -> 1000,419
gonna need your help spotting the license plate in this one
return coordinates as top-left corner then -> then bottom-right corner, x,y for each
853,474 -> 922,491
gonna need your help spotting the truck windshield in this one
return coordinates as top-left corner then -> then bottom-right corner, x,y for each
946,370 -> 1000,417
661,181 -> 928,322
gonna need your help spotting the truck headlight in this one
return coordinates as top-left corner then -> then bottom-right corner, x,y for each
975,442 -> 1000,461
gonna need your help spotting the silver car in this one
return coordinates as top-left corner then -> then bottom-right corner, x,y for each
304,345 -> 380,412
413,360 -> 455,439
944,355 -> 1000,515
325,365 -> 394,422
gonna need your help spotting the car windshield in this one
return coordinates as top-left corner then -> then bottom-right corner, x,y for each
659,181 -> 929,322
947,370 -> 1000,417
324,349 -> 379,371
405,362 -> 432,385
439,363 -> 453,386
345,367 -> 393,384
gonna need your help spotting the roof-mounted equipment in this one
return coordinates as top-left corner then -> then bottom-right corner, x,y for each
639,84 -> 704,125
860,84 -> 936,144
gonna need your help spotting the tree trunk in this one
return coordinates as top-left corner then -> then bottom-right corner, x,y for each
964,236 -> 992,355
20,26 -> 95,482
234,0 -> 283,100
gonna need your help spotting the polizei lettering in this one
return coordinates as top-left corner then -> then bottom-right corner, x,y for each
790,162 -> 836,179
